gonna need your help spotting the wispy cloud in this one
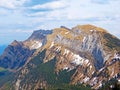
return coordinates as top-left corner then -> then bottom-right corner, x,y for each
30,0 -> 69,10
11,29 -> 33,33
91,0 -> 110,4
0,0 -> 29,9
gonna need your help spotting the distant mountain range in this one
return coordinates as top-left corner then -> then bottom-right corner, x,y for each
0,25 -> 120,90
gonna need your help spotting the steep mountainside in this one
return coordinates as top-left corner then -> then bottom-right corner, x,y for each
0,25 -> 120,90
0,30 -> 52,70
8,24 -> 119,90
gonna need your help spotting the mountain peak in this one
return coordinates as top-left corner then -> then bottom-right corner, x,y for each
27,30 -> 52,41
11,40 -> 21,46
27,30 -> 45,41
60,26 -> 71,30
73,24 -> 107,33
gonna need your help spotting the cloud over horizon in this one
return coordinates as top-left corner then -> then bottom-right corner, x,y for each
0,0 -> 120,44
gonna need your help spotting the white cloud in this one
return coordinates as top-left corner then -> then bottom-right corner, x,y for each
25,0 -> 120,38
27,0 -> 120,24
27,12 -> 47,17
0,8 -> 10,15
0,0 -> 16,9
30,0 -> 69,10
66,0 -> 120,20
0,0 -> 29,9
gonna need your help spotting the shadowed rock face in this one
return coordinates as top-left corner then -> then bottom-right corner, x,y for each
92,47 -> 104,70
0,30 -> 52,70
0,41 -> 34,69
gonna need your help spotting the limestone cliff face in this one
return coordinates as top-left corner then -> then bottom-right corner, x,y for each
0,30 -> 52,70
12,25 -> 120,90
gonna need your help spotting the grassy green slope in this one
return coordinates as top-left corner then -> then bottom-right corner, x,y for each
104,33 -> 120,51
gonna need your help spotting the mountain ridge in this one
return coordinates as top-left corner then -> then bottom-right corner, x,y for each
0,24 -> 120,90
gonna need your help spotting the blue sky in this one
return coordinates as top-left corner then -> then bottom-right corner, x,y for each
0,0 -> 120,45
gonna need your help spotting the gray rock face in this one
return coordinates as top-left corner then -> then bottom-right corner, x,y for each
52,29 -> 104,70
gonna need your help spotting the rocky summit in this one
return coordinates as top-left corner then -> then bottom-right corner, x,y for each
0,24 -> 120,90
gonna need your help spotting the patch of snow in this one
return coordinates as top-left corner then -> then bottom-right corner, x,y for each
90,65 -> 92,70
114,53 -> 120,60
50,42 -> 54,48
66,50 -> 70,54
95,82 -> 102,89
63,67 -> 69,70
90,77 -> 97,85
97,82 -> 102,88
36,42 -> 42,48
64,49 -> 70,55
31,41 -> 42,49
84,59 -> 89,64
72,54 -> 84,65
65,32 -> 69,34
118,79 -> 120,82
71,54 -> 90,66
87,62 -> 90,66
68,68 -> 73,72
110,85 -> 114,88
83,77 -> 90,83
92,71 -> 94,74
104,54 -> 111,62
92,77 -> 97,81
90,30 -> 93,32
16,79 -> 21,90
83,37 -> 86,42
99,67 -> 104,72
99,82 -> 102,87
